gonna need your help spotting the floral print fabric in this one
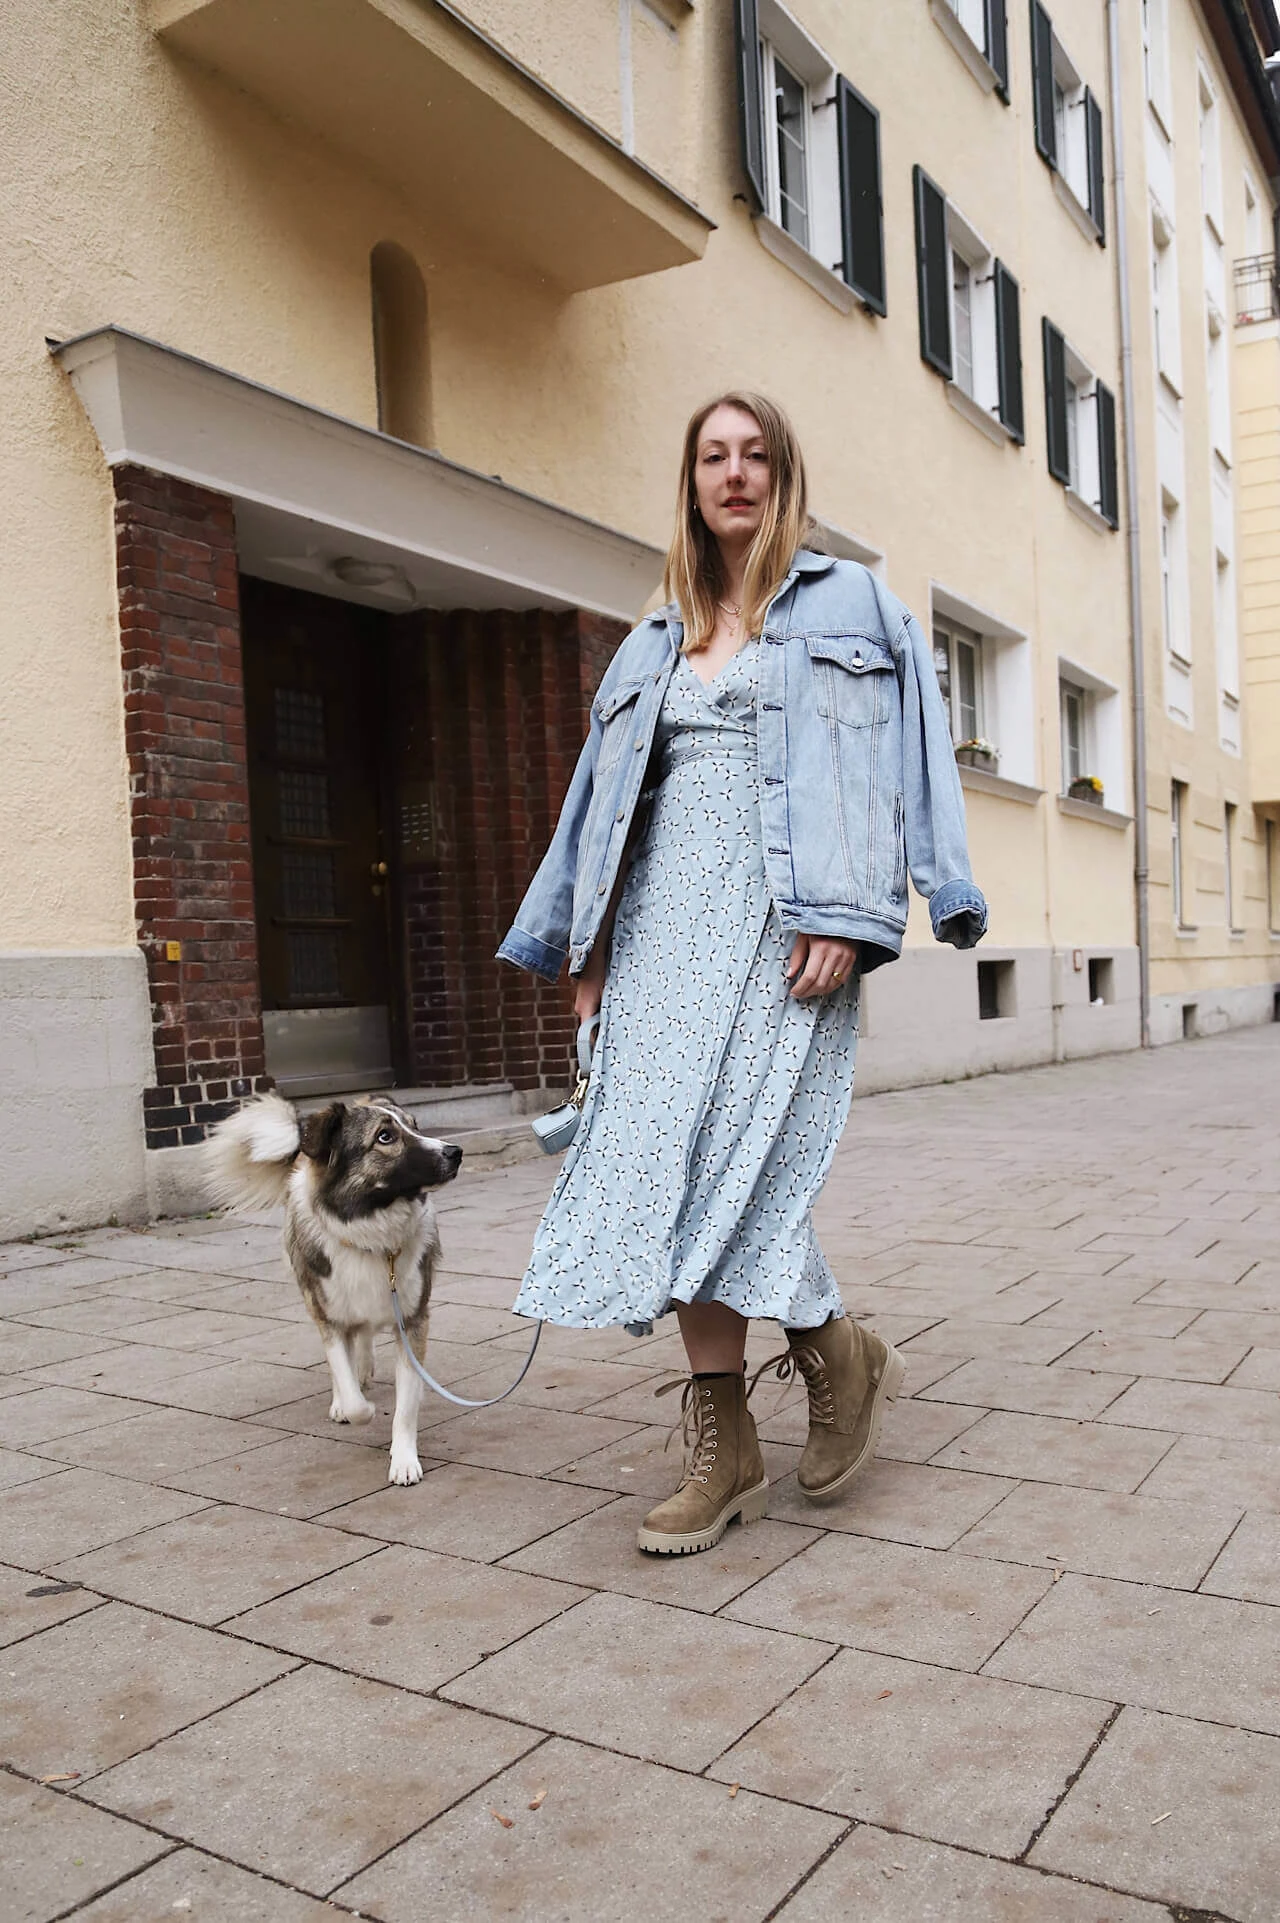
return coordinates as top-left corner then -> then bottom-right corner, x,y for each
513,640 -> 856,1330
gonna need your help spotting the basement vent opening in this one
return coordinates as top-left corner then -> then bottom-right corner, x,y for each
978,959 -> 1016,1021
1088,957 -> 1114,1005
1182,1002 -> 1199,1040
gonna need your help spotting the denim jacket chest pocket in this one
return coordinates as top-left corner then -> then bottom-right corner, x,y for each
807,635 -> 896,731
595,677 -> 648,771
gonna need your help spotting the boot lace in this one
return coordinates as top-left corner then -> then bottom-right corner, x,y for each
654,1376 -> 718,1485
747,1345 -> 835,1426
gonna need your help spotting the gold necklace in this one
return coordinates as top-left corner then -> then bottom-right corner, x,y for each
718,599 -> 742,618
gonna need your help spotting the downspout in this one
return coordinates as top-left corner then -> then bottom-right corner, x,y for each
1106,0 -> 1152,1048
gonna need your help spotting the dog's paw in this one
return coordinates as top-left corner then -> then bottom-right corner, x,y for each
388,1448 -> 423,1486
330,1395 -> 376,1426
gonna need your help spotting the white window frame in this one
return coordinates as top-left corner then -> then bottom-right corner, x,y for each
1171,779 -> 1187,926
755,3 -> 843,296
944,201 -> 1000,421
1206,302 -> 1231,464
1151,201 -> 1181,393
1161,489 -> 1191,667
929,0 -> 1003,95
1049,31 -> 1091,216
931,585 -> 1037,788
1224,800 -> 1240,931
933,617 -> 986,747
1244,172 -> 1264,258
1060,678 -> 1088,790
1268,817 -> 1280,935
1198,64 -> 1223,244
1061,338 -> 1103,517
1143,0 -> 1172,136
1058,656 -> 1126,809
1216,546 -> 1242,755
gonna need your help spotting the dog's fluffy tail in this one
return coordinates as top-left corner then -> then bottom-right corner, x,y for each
205,1093 -> 300,1212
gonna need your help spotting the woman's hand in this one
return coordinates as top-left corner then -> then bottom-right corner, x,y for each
787,934 -> 857,999
573,946 -> 607,1024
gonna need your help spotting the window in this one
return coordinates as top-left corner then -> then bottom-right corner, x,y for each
1031,3 -> 1105,241
1060,679 -> 1086,789
1143,0 -> 1171,131
913,167 -> 1024,440
1151,203 -> 1181,390
370,242 -> 431,448
1268,818 -> 1280,934
931,0 -> 1010,96
1042,321 -> 1118,525
1171,779 -> 1187,927
1160,492 -> 1191,666
736,0 -> 886,314
1058,660 -> 1125,807
1224,802 -> 1240,931
1245,174 -> 1264,258
1206,305 -> 1231,462
1198,67 -> 1222,241
934,619 -> 986,745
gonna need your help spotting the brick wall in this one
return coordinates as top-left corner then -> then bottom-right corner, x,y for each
114,466 -> 270,1149
389,606 -> 624,1093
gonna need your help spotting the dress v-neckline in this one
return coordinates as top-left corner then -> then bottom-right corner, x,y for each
681,638 -> 756,692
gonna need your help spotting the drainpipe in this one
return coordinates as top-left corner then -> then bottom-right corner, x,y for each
1106,0 -> 1152,1048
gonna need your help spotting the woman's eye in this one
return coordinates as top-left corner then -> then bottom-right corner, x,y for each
376,1127 -> 396,1145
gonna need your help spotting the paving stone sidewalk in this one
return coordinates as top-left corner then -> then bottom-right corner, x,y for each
3,1027 -> 1279,1922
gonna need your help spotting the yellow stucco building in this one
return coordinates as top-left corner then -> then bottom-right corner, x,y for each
3,0 -> 1279,1235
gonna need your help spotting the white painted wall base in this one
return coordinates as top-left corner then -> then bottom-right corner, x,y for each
0,950 -> 154,1238
1150,980 -> 1279,1046
855,944 -> 1141,1095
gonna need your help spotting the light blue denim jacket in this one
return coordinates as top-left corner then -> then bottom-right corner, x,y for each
497,550 -> 988,980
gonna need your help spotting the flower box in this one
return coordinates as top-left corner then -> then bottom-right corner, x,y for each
1068,777 -> 1104,804
955,738 -> 999,771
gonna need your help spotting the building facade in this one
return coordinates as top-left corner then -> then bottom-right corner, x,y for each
3,0 -> 1278,1237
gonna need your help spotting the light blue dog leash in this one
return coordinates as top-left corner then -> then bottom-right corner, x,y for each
387,1253 -> 543,1409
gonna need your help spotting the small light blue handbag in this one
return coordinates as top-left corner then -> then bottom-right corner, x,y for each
531,1015 -> 600,1154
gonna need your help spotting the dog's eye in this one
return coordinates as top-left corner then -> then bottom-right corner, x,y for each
375,1126 -> 397,1145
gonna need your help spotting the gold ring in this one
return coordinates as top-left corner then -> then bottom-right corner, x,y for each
832,971 -> 843,983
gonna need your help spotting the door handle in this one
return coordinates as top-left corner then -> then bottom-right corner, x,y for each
371,861 -> 388,877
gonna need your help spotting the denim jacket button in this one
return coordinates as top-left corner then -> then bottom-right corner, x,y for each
597,884 -> 607,896
615,809 -> 625,822
634,738 -> 644,751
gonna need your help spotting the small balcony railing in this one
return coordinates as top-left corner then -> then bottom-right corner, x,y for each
1234,253 -> 1280,325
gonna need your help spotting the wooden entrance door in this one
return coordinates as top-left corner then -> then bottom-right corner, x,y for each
241,578 -> 397,1095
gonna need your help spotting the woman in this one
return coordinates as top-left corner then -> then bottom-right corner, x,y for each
498,393 -> 986,1557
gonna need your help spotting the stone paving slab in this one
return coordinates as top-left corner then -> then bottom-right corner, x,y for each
2,1027 -> 1279,1919
1,1770 -> 170,1923
81,1665 -> 538,1895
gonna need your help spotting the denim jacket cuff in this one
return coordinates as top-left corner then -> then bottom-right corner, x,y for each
496,928 -> 565,982
929,879 -> 989,949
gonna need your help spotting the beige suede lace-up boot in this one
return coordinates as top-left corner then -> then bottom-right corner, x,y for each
636,1371 -> 769,1556
762,1317 -> 906,1503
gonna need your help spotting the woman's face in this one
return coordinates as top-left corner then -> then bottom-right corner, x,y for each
693,405 -> 770,549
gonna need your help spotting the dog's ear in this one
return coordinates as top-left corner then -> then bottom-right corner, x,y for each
298,1103 -> 346,1164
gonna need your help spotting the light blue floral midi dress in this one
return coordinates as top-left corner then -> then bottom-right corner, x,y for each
513,640 -> 858,1331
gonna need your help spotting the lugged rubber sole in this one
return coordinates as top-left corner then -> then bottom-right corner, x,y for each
635,1478 -> 770,1556
799,1344 -> 907,1505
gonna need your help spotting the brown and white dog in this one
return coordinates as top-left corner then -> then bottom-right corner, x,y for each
205,1094 -> 462,1484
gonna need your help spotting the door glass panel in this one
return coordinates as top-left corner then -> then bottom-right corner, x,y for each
287,929 -> 342,1003
274,686 -> 326,761
281,847 -> 337,921
278,769 -> 332,839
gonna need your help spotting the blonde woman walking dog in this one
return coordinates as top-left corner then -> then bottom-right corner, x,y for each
499,393 -> 987,1555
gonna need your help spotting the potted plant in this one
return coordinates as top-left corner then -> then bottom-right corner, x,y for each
954,737 -> 999,771
1068,774 -> 1105,805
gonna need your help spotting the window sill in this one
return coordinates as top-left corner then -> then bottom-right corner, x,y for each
927,0 -> 1000,94
1174,924 -> 1200,939
1148,97 -> 1173,144
945,380 -> 1014,446
1057,795 -> 1132,830
1064,487 -> 1113,534
752,214 -> 858,315
959,766 -> 1043,806
1158,367 -> 1183,404
1052,169 -> 1102,245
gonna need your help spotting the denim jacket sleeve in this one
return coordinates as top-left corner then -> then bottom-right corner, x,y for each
896,608 -> 989,950
494,721 -> 599,981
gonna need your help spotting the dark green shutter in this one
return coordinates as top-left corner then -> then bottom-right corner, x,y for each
913,165 -> 952,379
995,262 -> 1024,442
837,77 -> 886,316
1085,88 -> 1106,242
1096,380 -> 1119,526
985,0 -> 1009,100
734,0 -> 766,211
1031,2 -> 1056,167
1042,318 -> 1070,484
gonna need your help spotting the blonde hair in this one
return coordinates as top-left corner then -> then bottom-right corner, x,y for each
662,391 -> 813,652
